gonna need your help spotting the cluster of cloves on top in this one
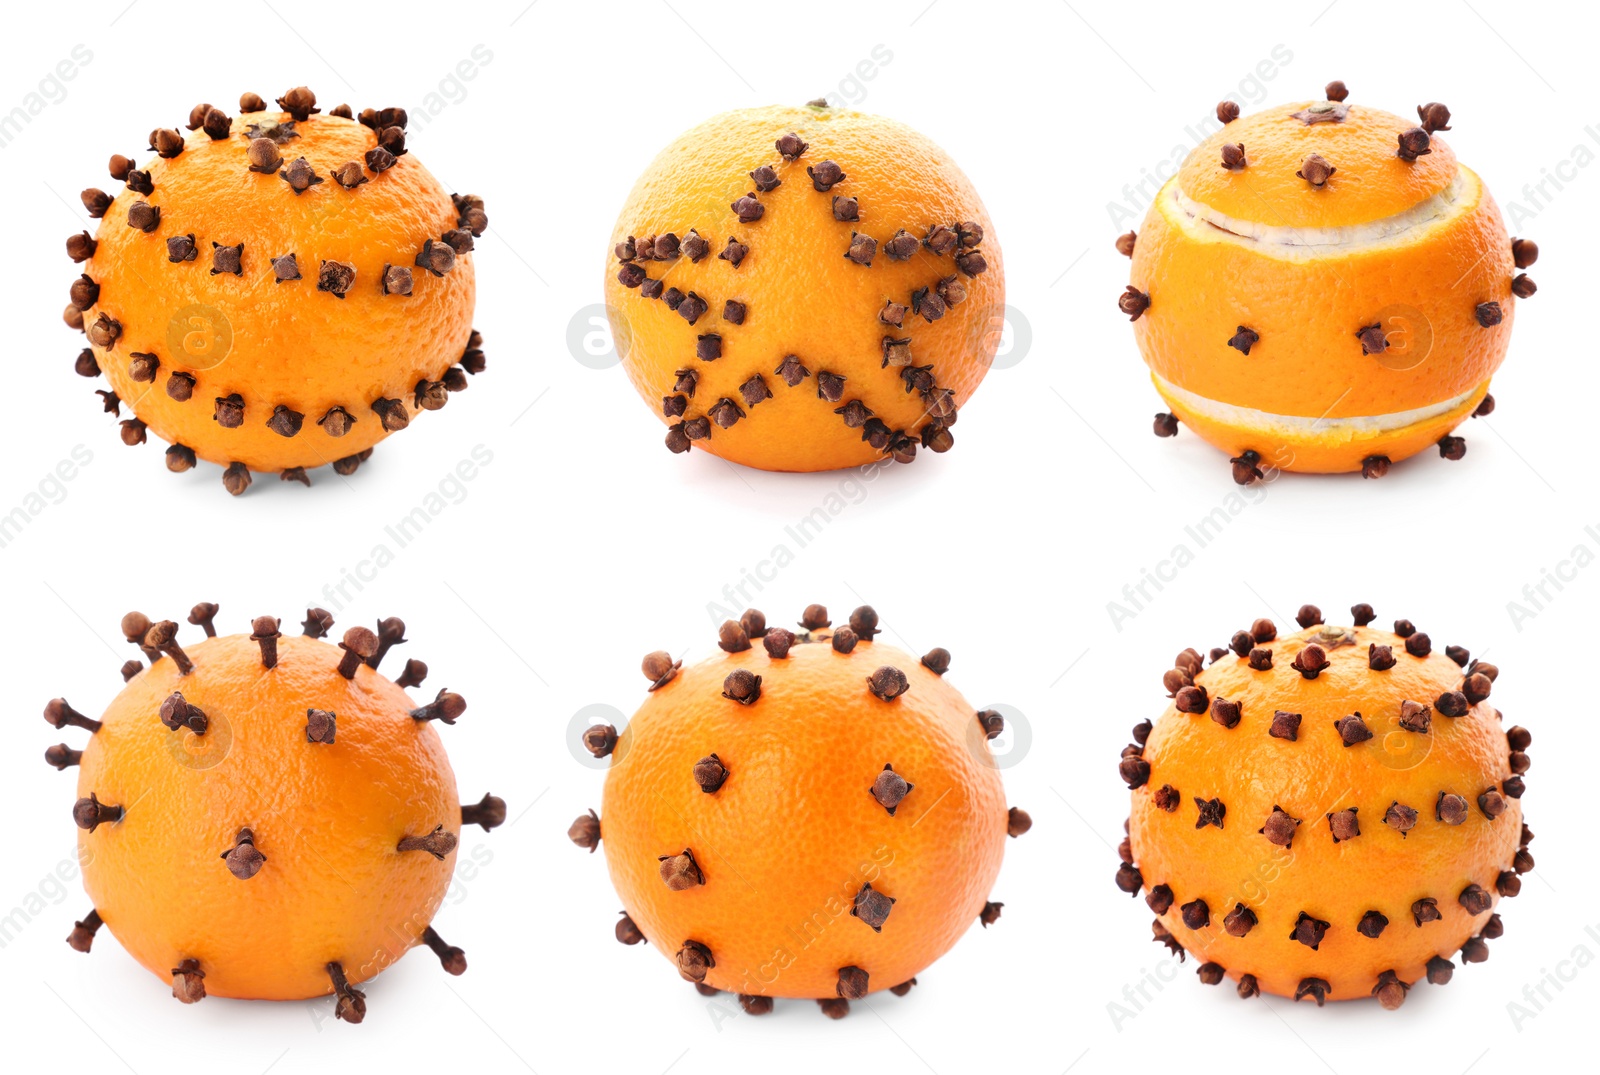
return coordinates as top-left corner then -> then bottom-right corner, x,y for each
51,604 -> 504,1011
618,126 -> 981,461
1118,601 -> 1531,1007
65,90 -> 488,492
573,603 -> 1028,1018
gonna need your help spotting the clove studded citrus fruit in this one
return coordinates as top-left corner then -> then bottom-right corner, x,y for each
63,87 -> 487,494
569,604 -> 1029,1017
1120,81 -> 1536,480
605,102 -> 1004,471
44,604 -> 506,1019
1117,603 -> 1532,1007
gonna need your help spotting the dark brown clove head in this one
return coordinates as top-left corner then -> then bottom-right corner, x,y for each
867,666 -> 909,701
1396,127 -> 1432,162
1297,153 -> 1336,187
870,765 -> 913,816
568,809 -> 601,852
1417,102 -> 1452,133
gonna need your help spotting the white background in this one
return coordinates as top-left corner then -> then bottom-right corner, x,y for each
1,1 -> 1594,1072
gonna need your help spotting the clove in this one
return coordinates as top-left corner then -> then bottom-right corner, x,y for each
222,828 -> 266,879
462,793 -> 506,831
411,689 -> 466,725
397,825 -> 458,860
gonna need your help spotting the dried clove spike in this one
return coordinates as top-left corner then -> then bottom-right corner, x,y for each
45,743 -> 83,769
410,688 -> 466,725
455,793 -> 506,834
1459,883 -> 1492,916
722,669 -> 762,705
317,259 -> 356,298
73,793 -> 123,832
1294,978 -> 1331,1006
1210,696 -> 1242,729
1396,127 -> 1432,162
415,239 -> 456,277
298,706 -> 337,744
693,754 -> 729,794
1357,910 -> 1390,939
1118,756 -> 1151,789
1384,801 -> 1418,836
222,828 -> 266,879
800,605 -> 831,630
776,132 -> 808,159
335,626 -> 378,679
1180,899 -> 1210,929
1436,690 -> 1469,717
1290,912 -> 1331,950
1220,142 -> 1247,170
979,901 -> 1003,928
870,764 -> 913,815
158,690 -> 209,734
832,627 -> 859,653
731,193 -> 764,223
266,404 -> 304,438
127,200 -> 161,233
1297,153 -> 1336,187
44,697 -> 103,734
66,909 -> 103,952
660,850 -> 705,891
920,647 -> 952,675
1217,100 -> 1241,123
327,962 -> 366,1024
867,666 -> 909,701
832,195 -> 859,221
250,615 -> 282,667
1227,326 -> 1259,354
763,628 -> 795,659
170,958 -> 207,1003
677,292 -> 709,324
807,160 -> 845,191
1369,643 -> 1396,671
1152,784 -> 1180,812
851,883 -> 897,932
397,825 -> 458,860
1397,700 -> 1432,733
1194,797 -> 1226,830
279,157 -> 324,194
1325,80 -> 1350,102
1222,903 -> 1257,938
277,86 -> 319,121
844,232 -> 876,265
223,461 -> 255,495
1426,956 -> 1454,985
568,809 -> 601,852
1292,644 -> 1329,679
371,397 -> 409,431
421,926 -> 467,976
145,621 -> 194,674
883,229 -> 919,261
1260,806 -> 1301,848
1146,885 -> 1174,915
719,620 -> 752,654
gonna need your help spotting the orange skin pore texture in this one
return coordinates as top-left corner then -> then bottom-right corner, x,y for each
77,635 -> 458,999
605,105 -> 1003,472
84,114 -> 475,472
1130,625 -> 1520,1001
601,636 -> 1007,998
1130,102 -> 1515,472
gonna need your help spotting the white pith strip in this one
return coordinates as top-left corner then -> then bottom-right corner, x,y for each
1169,170 -> 1471,254
1155,373 -> 1479,435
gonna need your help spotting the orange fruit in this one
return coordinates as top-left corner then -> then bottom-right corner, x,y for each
1118,602 -> 1532,1007
568,604 -> 1029,1017
1121,84 -> 1536,478
604,103 -> 1003,471
64,88 -> 487,494
44,605 -> 507,1018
